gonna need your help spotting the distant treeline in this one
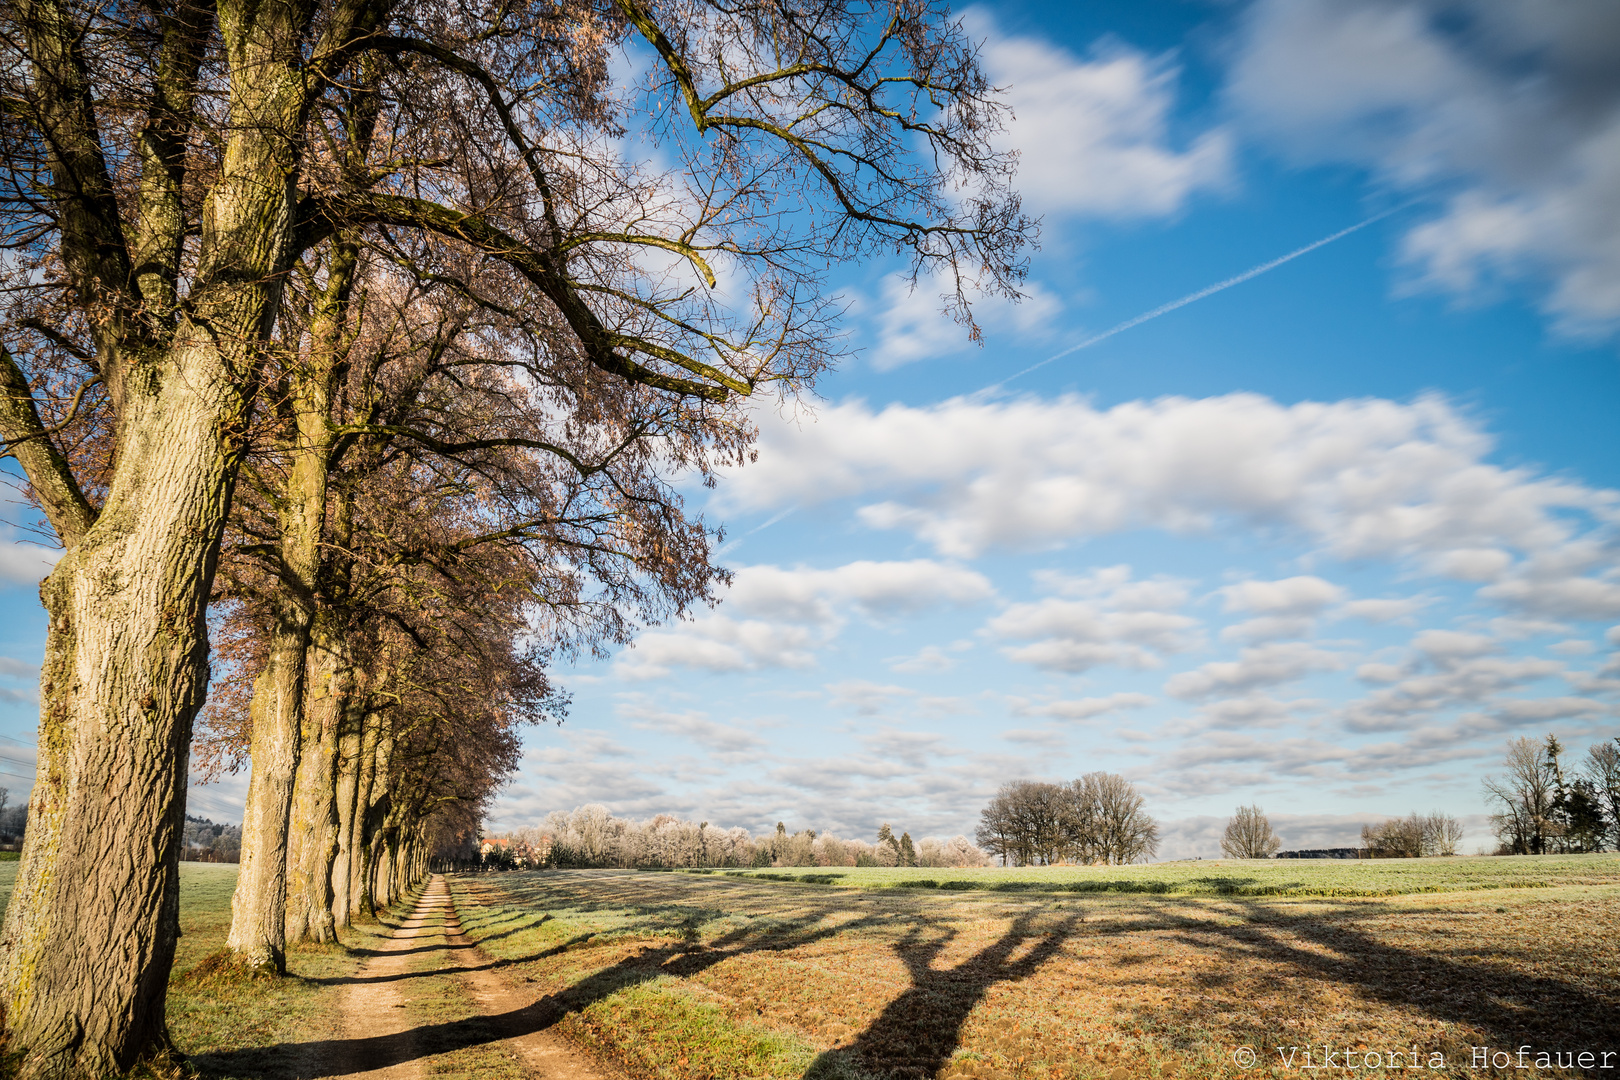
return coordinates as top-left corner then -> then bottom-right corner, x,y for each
181,815 -> 241,862
1,794 -> 240,861
0,787 -> 26,845
494,806 -> 989,869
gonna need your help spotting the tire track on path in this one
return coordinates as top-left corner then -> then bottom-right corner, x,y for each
328,874 -> 618,1080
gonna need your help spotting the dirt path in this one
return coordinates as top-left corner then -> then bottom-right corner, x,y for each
327,875 -> 617,1080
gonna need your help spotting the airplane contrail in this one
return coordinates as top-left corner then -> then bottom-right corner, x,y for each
986,205 -> 1408,392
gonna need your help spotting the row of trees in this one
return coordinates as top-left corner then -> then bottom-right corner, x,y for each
1218,732 -> 1619,861
1486,735 -> 1620,854
0,0 -> 1033,1070
975,775 -> 1161,866
1220,805 -> 1465,859
501,806 -> 989,870
1361,812 -> 1466,858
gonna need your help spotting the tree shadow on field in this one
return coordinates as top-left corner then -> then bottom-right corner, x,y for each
1115,897 -> 1620,1061
801,912 -> 1081,1079
188,875 -> 925,1079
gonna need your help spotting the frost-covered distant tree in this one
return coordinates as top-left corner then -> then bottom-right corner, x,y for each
1221,805 -> 1281,859
1423,811 -> 1465,857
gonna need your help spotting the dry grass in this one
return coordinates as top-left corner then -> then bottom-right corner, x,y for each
449,867 -> 1620,1080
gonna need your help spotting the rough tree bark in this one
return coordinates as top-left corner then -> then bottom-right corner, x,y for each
284,612 -> 350,944
0,343 -> 240,1077
329,704 -> 364,927
229,233 -> 355,962
346,710 -> 382,921
0,0 -> 315,1064
223,615 -> 307,973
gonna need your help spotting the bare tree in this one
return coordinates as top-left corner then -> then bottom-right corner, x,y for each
1221,805 -> 1281,859
1585,739 -> 1620,852
975,788 -> 1016,867
1361,811 -> 1462,858
979,774 -> 1158,866
1483,736 -> 1558,855
1086,773 -> 1159,865
1424,811 -> 1465,857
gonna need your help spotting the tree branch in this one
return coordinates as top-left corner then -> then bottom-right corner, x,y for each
0,342 -> 95,546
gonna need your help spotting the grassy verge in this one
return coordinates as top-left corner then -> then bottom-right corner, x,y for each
683,852 -> 1620,898
450,867 -> 1620,1080
166,865 -> 394,1079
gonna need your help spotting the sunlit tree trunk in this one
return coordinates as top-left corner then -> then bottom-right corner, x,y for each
0,0 -> 309,1061
285,613 -> 350,944
329,705 -> 364,927
224,616 -> 307,973
229,236 -> 354,961
347,712 -> 381,920
0,351 -> 242,1077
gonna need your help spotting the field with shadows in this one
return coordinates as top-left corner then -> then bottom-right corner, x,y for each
450,864 -> 1620,1079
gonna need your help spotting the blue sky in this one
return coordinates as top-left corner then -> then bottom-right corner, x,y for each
2,0 -> 1617,855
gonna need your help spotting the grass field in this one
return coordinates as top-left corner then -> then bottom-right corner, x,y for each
694,852 -> 1620,897
451,860 -> 1620,1080
2,859 -> 1617,1078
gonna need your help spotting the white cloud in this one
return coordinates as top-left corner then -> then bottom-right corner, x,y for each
1221,575 -> 1346,616
618,615 -> 827,678
1429,548 -> 1512,582
966,11 -> 1232,219
728,560 -> 995,620
826,680 -> 915,716
1216,577 -> 1346,642
1166,642 -> 1345,699
1188,693 -> 1318,730
1009,691 -> 1155,721
1220,616 -> 1314,643
873,274 -> 1062,371
1339,596 -> 1431,623
724,395 -> 1618,579
0,541 -> 59,586
1479,571 -> 1620,621
886,645 -> 959,674
1002,728 -> 1069,749
988,565 -> 1201,674
1488,617 -> 1574,641
1228,0 -> 1620,337
620,703 -> 768,760
620,559 -> 995,678
1340,628 -> 1569,733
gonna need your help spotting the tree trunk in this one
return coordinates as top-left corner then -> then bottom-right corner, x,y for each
360,724 -> 395,914
0,340 -> 243,1078
223,617 -> 307,973
329,704 -> 364,928
284,614 -> 350,944
347,712 -> 381,921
